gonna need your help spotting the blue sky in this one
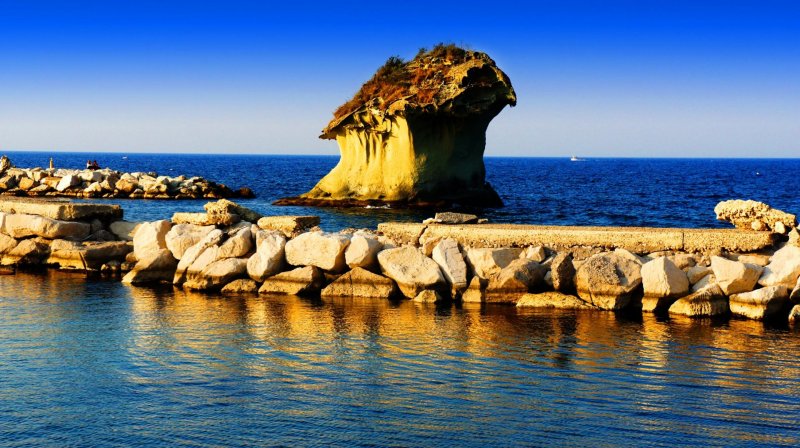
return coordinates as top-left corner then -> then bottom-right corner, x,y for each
0,1 -> 797,157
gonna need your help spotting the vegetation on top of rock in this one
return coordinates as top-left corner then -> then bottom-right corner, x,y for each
323,43 -> 516,138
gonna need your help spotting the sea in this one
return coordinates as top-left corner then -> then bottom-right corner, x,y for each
1,151 -> 800,447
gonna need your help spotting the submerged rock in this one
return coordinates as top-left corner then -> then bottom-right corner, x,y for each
277,45 -> 515,208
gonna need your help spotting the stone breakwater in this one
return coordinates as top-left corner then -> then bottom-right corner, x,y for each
2,197 -> 800,325
0,155 -> 253,200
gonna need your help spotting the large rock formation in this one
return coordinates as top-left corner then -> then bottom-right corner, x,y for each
277,44 -> 516,208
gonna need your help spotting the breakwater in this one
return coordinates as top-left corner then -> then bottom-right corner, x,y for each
1,197 -> 799,324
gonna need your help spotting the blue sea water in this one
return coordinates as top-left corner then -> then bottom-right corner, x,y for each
3,151 -> 799,229
2,152 -> 800,447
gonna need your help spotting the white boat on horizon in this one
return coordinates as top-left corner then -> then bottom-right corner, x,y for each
570,155 -> 586,162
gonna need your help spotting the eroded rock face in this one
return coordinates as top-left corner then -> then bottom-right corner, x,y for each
729,286 -> 790,320
575,253 -> 642,310
516,292 -> 596,309
668,285 -> 729,317
714,200 -> 797,233
377,246 -> 445,298
320,267 -> 397,299
278,45 -> 515,207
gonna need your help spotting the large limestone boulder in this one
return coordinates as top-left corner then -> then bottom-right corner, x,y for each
641,257 -> 690,312
247,230 -> 286,282
320,267 -> 397,299
109,220 -> 141,241
277,45 -> 515,207
1,212 -> 90,240
668,284 -> 729,317
575,253 -> 642,310
686,265 -> 712,285
204,199 -> 262,223
550,253 -> 576,293
133,220 -> 172,260
344,233 -> 383,270
431,238 -> 468,292
165,224 -> 215,260
485,259 -> 545,303
259,266 -> 324,296
183,257 -> 248,291
257,215 -> 320,238
217,226 -> 253,259
691,274 -> 717,292
121,249 -> 178,284
0,233 -> 18,255
757,245 -> 800,287
172,229 -> 224,284
714,199 -> 797,233
1,238 -> 50,265
710,256 -> 762,295
465,247 -> 521,279
377,246 -> 445,298
285,231 -> 349,272
172,212 -> 240,227
516,292 -> 596,309
55,175 -> 79,192
729,286 -> 790,320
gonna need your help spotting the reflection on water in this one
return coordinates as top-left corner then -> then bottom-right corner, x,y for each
1,272 -> 799,447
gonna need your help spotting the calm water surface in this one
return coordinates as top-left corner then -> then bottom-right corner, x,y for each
2,272 -> 799,447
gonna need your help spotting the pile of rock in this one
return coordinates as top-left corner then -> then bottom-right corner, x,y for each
0,155 -> 252,200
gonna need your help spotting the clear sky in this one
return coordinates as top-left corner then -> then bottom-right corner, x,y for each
1,0 -> 798,157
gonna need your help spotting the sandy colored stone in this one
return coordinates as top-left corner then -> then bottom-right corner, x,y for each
259,266 -> 324,296
184,257 -> 248,291
710,256 -> 763,295
172,229 -> 225,284
461,276 -> 486,303
729,285 -> 790,320
109,220 -> 141,241
217,227 -> 253,259
165,223 -> 215,260
413,290 -> 446,303
257,215 -> 320,238
714,199 -> 797,232
377,246 -> 445,298
433,212 -> 479,224
55,175 -> 79,192
432,238 -> 468,292
791,276 -> 800,303
516,292 -> 596,309
204,199 -> 262,223
1,238 -> 50,265
789,305 -> 800,324
520,245 -> 547,263
735,253 -> 772,267
686,265 -> 712,285
132,220 -> 172,260
642,257 -> 689,298
247,230 -> 286,282
344,233 -> 383,270
378,223 -> 776,253
691,274 -> 717,292
485,259 -> 545,303
47,240 -> 132,270
550,253 -> 576,293
668,284 -> 729,317
121,249 -> 178,284
0,198 -> 124,222
321,267 -> 397,299
171,212 -> 240,226
285,231 -> 350,272
0,233 -> 18,254
465,247 -> 521,279
575,253 -> 642,310
757,245 -> 800,287
221,278 -> 260,294
1,212 -> 90,240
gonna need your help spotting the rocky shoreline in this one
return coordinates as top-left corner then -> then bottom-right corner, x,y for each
1,197 -> 799,325
0,155 -> 253,200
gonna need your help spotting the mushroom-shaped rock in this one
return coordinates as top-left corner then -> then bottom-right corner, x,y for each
710,256 -> 763,295
729,285 -> 790,320
465,247 -> 521,279
345,233 -> 383,270
285,231 -> 350,272
668,284 -> 729,317
165,223 -> 215,260
550,253 -> 576,293
485,259 -> 545,303
431,238 -> 468,292
757,245 -> 800,287
247,230 -> 286,282
575,253 -> 642,310
377,246 -> 446,298
259,266 -> 324,296
516,292 -> 596,309
277,45 -> 515,207
641,257 -> 690,312
320,267 -> 397,299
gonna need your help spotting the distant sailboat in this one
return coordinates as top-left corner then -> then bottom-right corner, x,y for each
570,155 -> 586,162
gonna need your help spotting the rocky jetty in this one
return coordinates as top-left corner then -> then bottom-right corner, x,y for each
0,155 -> 252,200
4,197 -> 800,326
276,44 -> 515,208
